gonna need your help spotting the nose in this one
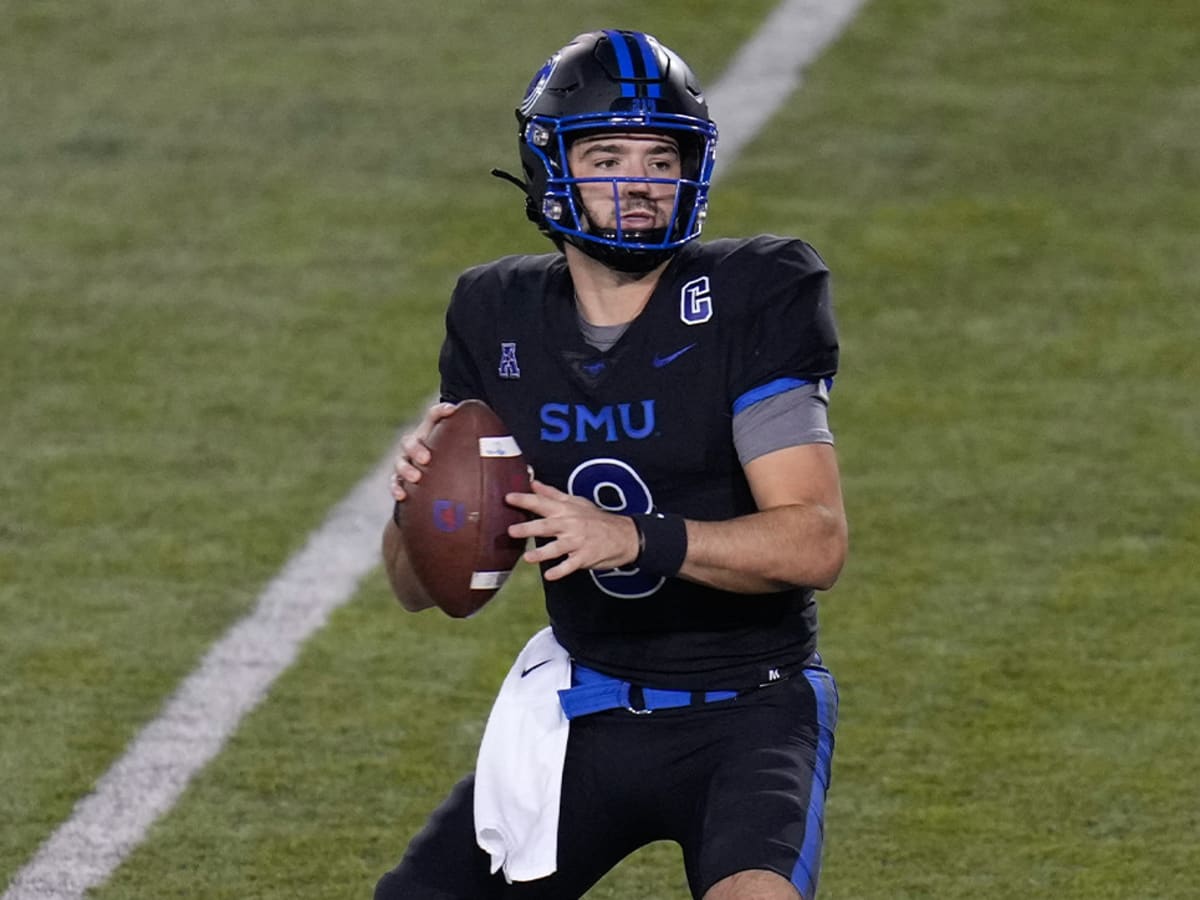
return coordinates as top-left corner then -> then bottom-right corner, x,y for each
624,179 -> 651,198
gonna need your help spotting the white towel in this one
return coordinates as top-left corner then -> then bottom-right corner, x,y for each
473,626 -> 572,883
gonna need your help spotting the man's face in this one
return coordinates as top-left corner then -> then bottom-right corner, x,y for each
566,132 -> 682,233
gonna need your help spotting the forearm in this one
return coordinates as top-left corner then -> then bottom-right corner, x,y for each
678,502 -> 847,594
381,518 -> 436,612
505,446 -> 849,594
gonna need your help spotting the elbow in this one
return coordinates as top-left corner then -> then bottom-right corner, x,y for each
811,520 -> 849,592
798,515 -> 848,592
806,564 -> 844,592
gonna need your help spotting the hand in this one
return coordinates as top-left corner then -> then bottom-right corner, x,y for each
506,480 -> 640,581
390,402 -> 458,502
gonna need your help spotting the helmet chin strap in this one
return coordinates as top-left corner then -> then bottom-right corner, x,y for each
566,209 -> 675,273
567,233 -> 675,273
592,226 -> 670,244
492,168 -> 546,229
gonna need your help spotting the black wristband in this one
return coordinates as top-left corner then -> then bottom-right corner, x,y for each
632,513 -> 688,578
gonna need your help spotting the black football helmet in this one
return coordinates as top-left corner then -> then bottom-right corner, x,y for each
502,30 -> 719,273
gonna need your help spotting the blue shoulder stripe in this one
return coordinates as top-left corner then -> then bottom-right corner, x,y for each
732,376 -> 834,415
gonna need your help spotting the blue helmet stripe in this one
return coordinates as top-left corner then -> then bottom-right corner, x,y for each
604,29 -> 638,97
630,32 -> 663,98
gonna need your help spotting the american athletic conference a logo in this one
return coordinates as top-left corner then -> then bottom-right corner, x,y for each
498,342 -> 520,379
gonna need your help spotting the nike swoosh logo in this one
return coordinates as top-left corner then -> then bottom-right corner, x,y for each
652,343 -> 697,368
521,659 -> 552,678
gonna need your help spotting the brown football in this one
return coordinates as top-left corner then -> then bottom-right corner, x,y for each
399,400 -> 531,618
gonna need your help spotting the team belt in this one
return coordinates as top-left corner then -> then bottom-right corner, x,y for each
557,664 -> 739,720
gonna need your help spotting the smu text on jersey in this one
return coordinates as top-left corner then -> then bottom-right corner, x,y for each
539,400 -> 657,443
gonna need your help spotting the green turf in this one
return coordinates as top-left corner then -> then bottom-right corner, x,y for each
723,1 -> 1200,896
2,0 -> 1197,897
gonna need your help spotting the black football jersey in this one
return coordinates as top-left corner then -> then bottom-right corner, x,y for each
438,236 -> 839,690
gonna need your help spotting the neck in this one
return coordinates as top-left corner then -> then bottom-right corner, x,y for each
565,244 -> 670,326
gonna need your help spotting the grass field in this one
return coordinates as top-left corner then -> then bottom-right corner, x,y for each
2,1 -> 1197,898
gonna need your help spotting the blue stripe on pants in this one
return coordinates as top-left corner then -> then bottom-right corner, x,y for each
791,667 -> 838,899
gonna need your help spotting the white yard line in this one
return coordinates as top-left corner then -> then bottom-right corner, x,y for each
4,453 -> 396,898
705,0 -> 869,174
3,2 -> 867,895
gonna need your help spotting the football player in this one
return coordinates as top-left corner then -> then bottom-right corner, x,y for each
379,29 -> 847,900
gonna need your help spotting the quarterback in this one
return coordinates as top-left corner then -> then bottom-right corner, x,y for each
379,29 -> 847,900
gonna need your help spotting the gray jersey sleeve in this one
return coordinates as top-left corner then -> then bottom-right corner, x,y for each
733,382 -> 834,466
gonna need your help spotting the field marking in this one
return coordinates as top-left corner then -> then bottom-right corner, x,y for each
2,2 -> 867,896
3,452 -> 397,898
705,0 -> 869,172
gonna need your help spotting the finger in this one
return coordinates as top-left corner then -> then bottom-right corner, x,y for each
508,516 -> 560,540
541,554 -> 581,582
423,401 -> 458,432
396,475 -> 415,504
522,538 -> 564,565
393,455 -> 424,484
403,403 -> 457,467
530,479 -> 571,501
505,490 -> 556,515
400,434 -> 432,467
